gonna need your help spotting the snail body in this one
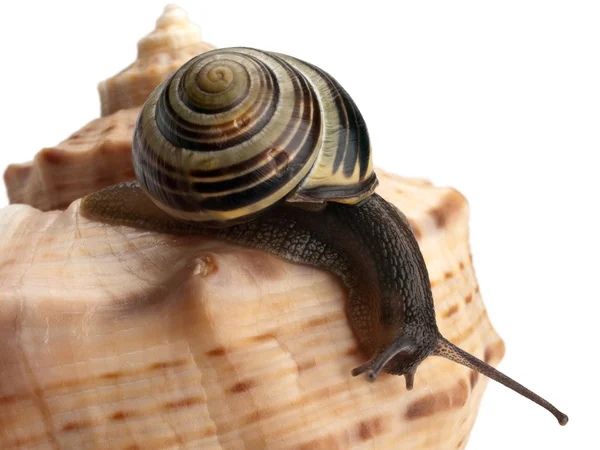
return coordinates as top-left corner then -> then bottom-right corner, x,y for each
82,47 -> 568,426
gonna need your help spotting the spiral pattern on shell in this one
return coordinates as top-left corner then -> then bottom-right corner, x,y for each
133,47 -> 377,225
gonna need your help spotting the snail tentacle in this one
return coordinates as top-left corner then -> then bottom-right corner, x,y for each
433,337 -> 569,425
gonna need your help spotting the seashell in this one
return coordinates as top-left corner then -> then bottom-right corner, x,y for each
3,108 -> 139,211
98,5 -> 216,117
0,170 -> 502,449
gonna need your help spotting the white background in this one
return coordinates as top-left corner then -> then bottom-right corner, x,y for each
0,1 -> 597,448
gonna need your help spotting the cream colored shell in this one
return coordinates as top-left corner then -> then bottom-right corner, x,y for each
98,5 -> 215,116
3,108 -> 140,211
0,171 -> 503,449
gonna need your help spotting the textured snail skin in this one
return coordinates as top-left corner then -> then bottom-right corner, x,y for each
81,48 -> 568,426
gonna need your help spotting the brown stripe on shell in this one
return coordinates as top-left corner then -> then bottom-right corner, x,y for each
3,433 -> 54,449
484,340 -> 506,364
95,395 -> 206,423
442,303 -> 460,318
0,393 -> 19,405
229,379 -> 256,393
447,310 -> 489,344
302,59 -> 371,180
297,359 -> 318,371
139,149 -> 289,196
304,313 -> 344,328
3,431 -> 60,449
136,114 -> 292,182
428,188 -> 466,229
163,395 -> 206,410
206,346 -> 227,356
345,347 -> 360,356
21,357 -> 198,394
135,50 -> 323,217
251,332 -> 277,343
295,434 -> 344,450
178,58 -> 251,115
131,47 -> 376,223
227,376 -> 352,433
156,52 -> 278,150
185,81 -> 321,211
111,410 -> 135,421
150,358 -> 190,370
356,416 -> 385,441
62,420 -> 92,432
144,64 -> 322,214
296,172 -> 378,203
405,379 -> 470,420
408,219 -> 423,241
133,54 -> 277,189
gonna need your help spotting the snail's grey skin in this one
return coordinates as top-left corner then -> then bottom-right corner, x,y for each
81,47 -> 568,426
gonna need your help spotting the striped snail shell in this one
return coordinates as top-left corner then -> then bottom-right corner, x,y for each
134,47 -> 378,226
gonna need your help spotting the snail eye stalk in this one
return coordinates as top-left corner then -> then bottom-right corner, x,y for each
351,335 -> 419,390
433,337 -> 568,426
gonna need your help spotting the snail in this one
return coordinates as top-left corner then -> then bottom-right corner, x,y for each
81,47 -> 568,426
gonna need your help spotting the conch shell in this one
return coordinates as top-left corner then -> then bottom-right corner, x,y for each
0,5 -> 504,448
3,108 -> 139,211
0,170 -> 503,449
98,4 -> 215,116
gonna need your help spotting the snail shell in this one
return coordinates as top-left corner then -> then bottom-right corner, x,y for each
134,47 -> 378,225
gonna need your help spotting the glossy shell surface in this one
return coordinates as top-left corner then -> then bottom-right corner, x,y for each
134,47 -> 377,225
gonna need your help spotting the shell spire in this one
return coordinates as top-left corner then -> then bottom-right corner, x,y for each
98,5 -> 215,116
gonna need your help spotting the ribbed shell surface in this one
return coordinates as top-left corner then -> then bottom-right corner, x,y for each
132,47 -> 377,225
